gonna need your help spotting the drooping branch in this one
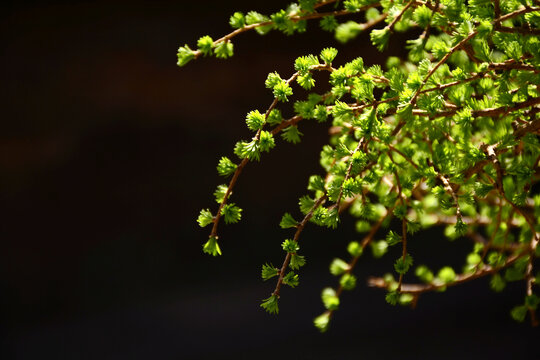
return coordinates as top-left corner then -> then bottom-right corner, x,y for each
191,1 -> 381,60
272,195 -> 327,297
209,66 -> 333,241
368,252 -> 529,295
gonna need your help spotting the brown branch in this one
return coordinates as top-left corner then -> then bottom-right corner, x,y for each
494,0 -> 501,20
209,157 -> 249,239
410,31 -> 478,104
487,145 -> 504,194
439,174 -> 461,219
368,252 -> 528,294
495,25 -> 540,36
411,96 -> 540,119
334,138 -> 365,206
272,195 -> 327,297
488,61 -> 540,73
388,152 -> 408,292
209,69 -> 314,240
417,0 -> 440,46
420,72 -> 488,94
468,231 -> 525,252
327,199 -> 398,319
476,201 -> 503,272
497,6 -> 540,23
464,116 -> 540,180
526,235 -> 539,326
383,141 -> 420,170
192,1 -> 381,60
386,0 -> 415,31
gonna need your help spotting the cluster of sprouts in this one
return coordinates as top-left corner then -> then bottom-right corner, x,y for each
179,0 -> 540,331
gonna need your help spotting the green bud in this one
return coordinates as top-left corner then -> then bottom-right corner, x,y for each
340,273 -> 357,290
220,203 -> 242,224
202,236 -> 222,256
321,287 -> 340,310
330,258 -> 349,276
197,209 -> 214,228
370,27 -> 390,51
261,263 -> 280,281
282,239 -> 300,253
510,305 -> 527,322
280,213 -> 298,229
197,35 -> 214,56
261,294 -> 279,314
229,12 -> 246,29
320,47 -> 338,64
347,241 -> 363,257
177,45 -> 195,67
215,41 -> 234,59
438,266 -> 456,283
313,312 -> 331,332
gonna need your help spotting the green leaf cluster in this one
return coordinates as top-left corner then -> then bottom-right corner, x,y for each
185,0 -> 540,331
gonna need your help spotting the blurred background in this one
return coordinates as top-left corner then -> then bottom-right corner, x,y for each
1,1 -> 538,359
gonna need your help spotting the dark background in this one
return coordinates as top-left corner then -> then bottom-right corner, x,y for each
1,1 -> 538,359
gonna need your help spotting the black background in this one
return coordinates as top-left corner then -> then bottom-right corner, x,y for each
1,1 -> 539,359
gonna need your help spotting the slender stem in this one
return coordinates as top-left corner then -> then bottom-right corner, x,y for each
192,1 -> 381,59
387,0 -> 415,31
327,199 -> 398,319
494,0 -> 501,20
273,195 -> 327,297
495,25 -> 540,36
464,117 -> 540,180
439,174 -> 461,219
368,252 -> 528,294
334,138 -> 365,206
209,69 -> 327,240
526,235 -> 539,326
497,6 -> 540,23
388,151 -> 408,292
410,31 -> 478,105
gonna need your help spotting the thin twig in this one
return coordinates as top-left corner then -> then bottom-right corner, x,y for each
192,1 -> 381,60
368,252 -> 528,294
273,195 -> 327,297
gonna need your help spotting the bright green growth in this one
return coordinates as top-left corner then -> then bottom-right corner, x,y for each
213,185 -> 229,203
385,291 -> 399,306
283,271 -> 300,287
394,254 -> 413,275
330,258 -> 349,276
290,253 -> 306,270
320,47 -> 338,64
182,0 -> 540,331
347,241 -> 363,257
197,209 -> 213,228
215,41 -> 234,59
220,203 -> 242,224
321,287 -> 340,310
340,273 -> 357,290
217,157 -> 237,177
280,213 -> 298,229
202,236 -> 221,256
262,263 -> 280,281
261,294 -> 279,314
176,45 -> 195,66
282,239 -> 300,253
313,312 -> 331,332
245,110 -> 266,131
281,125 -> 303,143
197,36 -> 213,56
438,267 -> 457,284
415,265 -> 434,283
386,230 -> 401,246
